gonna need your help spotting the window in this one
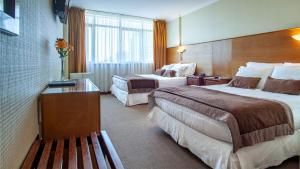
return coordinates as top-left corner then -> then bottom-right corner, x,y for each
85,11 -> 153,64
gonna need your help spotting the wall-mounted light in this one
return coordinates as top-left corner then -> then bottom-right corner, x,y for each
292,34 -> 300,41
177,16 -> 186,61
177,46 -> 186,53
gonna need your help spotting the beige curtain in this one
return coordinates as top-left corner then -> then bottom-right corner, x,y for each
68,7 -> 86,73
153,20 -> 167,70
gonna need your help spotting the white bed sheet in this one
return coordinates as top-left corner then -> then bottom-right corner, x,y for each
149,107 -> 300,169
111,84 -> 150,106
112,74 -> 187,92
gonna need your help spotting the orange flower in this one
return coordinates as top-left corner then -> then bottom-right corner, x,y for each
56,39 -> 68,49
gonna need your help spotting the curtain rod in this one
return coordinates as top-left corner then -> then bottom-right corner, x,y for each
84,8 -> 155,20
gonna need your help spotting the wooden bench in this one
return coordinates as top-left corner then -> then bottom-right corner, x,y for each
21,131 -> 124,169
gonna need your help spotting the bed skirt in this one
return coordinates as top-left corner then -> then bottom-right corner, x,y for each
148,106 -> 300,169
111,84 -> 150,106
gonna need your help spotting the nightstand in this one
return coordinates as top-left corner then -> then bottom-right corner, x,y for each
204,77 -> 232,85
187,75 -> 205,86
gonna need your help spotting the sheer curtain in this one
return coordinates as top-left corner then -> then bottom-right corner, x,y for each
85,11 -> 154,92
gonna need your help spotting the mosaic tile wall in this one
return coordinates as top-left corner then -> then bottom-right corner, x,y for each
0,0 -> 63,168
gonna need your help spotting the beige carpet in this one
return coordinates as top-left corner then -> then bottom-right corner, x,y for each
101,95 -> 299,169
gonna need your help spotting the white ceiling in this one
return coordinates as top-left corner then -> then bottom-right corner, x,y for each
70,0 -> 218,20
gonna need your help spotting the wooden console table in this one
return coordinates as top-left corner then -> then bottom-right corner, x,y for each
39,79 -> 101,139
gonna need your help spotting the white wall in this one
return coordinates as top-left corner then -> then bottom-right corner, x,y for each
167,0 -> 300,47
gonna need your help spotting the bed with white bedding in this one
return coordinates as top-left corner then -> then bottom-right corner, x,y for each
149,62 -> 300,169
111,63 -> 195,106
111,74 -> 187,106
149,84 -> 300,169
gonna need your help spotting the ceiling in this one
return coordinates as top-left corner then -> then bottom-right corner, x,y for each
70,0 -> 218,20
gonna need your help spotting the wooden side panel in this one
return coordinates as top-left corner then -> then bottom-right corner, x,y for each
167,28 -> 300,76
41,92 -> 100,139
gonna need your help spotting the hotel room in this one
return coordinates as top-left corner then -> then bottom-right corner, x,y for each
1,0 -> 300,169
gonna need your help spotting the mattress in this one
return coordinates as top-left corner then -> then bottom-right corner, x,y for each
155,85 -> 300,143
112,74 -> 187,92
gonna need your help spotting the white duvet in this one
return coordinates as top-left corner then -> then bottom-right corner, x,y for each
150,84 -> 300,169
112,74 -> 186,92
156,84 -> 300,142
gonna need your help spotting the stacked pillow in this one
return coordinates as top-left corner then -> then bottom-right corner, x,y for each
229,62 -> 300,95
158,63 -> 196,77
263,65 -> 300,95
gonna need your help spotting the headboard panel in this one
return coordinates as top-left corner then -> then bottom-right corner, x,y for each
167,28 -> 300,76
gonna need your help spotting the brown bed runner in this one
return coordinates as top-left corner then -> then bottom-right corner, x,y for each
150,86 -> 294,152
114,75 -> 159,93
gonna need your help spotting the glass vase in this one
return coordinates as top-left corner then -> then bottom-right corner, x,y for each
60,57 -> 65,81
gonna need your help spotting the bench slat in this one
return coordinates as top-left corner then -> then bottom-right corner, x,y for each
68,137 -> 77,169
80,137 -> 93,169
91,132 -> 108,169
37,140 -> 53,169
21,140 -> 41,169
53,139 -> 64,169
100,131 -> 124,169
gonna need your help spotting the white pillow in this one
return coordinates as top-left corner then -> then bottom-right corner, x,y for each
171,64 -> 189,77
246,62 -> 282,69
271,66 -> 300,80
161,64 -> 174,70
236,66 -> 274,89
283,62 -> 300,66
181,63 -> 196,76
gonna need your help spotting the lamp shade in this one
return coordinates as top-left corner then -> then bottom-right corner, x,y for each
292,34 -> 300,41
177,46 -> 186,53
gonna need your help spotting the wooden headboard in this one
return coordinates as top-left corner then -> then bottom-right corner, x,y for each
167,28 -> 300,76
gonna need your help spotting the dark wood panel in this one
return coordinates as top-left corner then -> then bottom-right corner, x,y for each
167,28 -> 300,76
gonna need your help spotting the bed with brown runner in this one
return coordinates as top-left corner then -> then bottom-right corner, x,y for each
111,63 -> 196,106
148,62 -> 300,169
